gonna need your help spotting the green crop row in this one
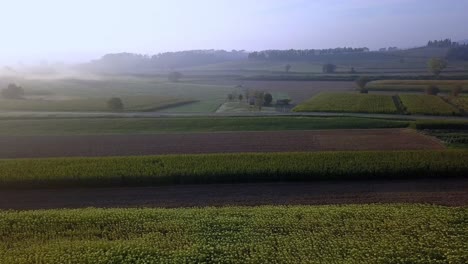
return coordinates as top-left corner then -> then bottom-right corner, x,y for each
0,205 -> 466,264
0,151 -> 467,188
293,93 -> 398,114
0,116 -> 410,136
399,94 -> 460,116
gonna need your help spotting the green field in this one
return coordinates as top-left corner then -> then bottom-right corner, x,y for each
399,94 -> 460,115
368,80 -> 468,92
0,96 -> 194,112
1,151 -> 466,188
0,205 -> 466,264
293,93 -> 399,114
0,77 -> 235,113
0,116 -> 410,136
449,96 -> 468,111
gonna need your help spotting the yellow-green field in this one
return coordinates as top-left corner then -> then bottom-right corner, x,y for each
368,80 -> 468,92
449,96 -> 468,111
399,94 -> 460,115
293,93 -> 398,114
0,205 -> 466,264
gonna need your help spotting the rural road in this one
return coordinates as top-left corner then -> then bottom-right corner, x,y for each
0,129 -> 444,158
1,110 -> 467,120
1,179 -> 466,210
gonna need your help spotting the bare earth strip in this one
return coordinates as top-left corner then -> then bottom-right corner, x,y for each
1,179 -> 466,210
0,129 -> 443,159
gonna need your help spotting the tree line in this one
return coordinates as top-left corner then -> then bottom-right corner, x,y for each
88,50 -> 248,70
426,39 -> 459,48
248,48 -> 370,61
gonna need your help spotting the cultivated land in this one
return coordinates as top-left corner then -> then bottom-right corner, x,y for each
1,179 -> 466,209
293,93 -> 399,114
2,47 -> 468,264
399,94 -> 461,115
367,80 -> 468,92
0,205 -> 466,264
0,129 -> 444,159
0,116 -> 411,136
0,96 -> 194,112
449,95 -> 468,111
1,150 -> 465,189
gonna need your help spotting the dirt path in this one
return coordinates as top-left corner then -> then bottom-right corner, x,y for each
1,179 -> 466,210
0,129 -> 444,158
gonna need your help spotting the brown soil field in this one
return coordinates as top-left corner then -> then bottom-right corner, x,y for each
0,129 -> 443,159
1,179 -> 466,210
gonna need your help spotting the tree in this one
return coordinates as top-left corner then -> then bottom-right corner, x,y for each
227,94 -> 234,101
168,71 -> 183,82
1,83 -> 25,99
426,85 -> 440,95
107,97 -> 124,111
349,67 -> 356,74
238,94 -> 243,101
254,91 -> 265,110
264,93 -> 273,106
452,85 -> 463,97
355,77 -> 370,93
322,64 -> 336,73
427,58 -> 447,77
285,64 -> 291,73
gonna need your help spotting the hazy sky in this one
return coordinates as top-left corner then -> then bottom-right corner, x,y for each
1,0 -> 467,65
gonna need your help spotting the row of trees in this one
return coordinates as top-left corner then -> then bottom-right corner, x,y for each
89,50 -> 248,71
226,89 -> 290,110
248,48 -> 369,61
427,39 -> 459,48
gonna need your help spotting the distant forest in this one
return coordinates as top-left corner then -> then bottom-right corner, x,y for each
83,39 -> 468,73
247,48 -> 370,61
86,50 -> 248,71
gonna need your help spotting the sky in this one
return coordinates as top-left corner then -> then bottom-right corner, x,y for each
0,0 -> 467,65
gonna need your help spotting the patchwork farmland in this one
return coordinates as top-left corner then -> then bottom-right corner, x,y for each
1,25 -> 468,263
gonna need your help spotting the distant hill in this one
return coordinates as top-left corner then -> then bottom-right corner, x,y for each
80,50 -> 248,74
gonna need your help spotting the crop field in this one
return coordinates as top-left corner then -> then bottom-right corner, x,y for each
398,94 -> 461,115
0,150 -> 465,188
293,93 -> 399,114
0,96 -> 194,112
0,205 -> 466,264
187,80 -> 356,104
367,80 -> 468,92
0,129 -> 444,158
449,96 -> 468,111
0,117 -> 410,136
1,77 -> 234,113
2,179 -> 466,209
